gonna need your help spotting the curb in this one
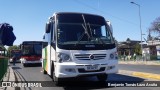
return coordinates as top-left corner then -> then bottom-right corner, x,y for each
119,70 -> 160,81
132,72 -> 160,80
118,61 -> 160,80
8,66 -> 15,81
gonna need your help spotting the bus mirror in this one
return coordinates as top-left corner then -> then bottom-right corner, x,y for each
43,35 -> 45,39
45,22 -> 51,33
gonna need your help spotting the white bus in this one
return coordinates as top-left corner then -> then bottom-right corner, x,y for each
42,12 -> 118,85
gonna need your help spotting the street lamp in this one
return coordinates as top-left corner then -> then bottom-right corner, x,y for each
130,2 -> 143,58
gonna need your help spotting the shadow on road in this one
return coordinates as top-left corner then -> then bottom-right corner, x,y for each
23,63 -> 42,67
12,66 -> 22,69
58,74 -> 145,90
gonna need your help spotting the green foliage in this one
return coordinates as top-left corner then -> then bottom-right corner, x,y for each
126,38 -> 131,42
7,45 -> 20,57
114,37 -> 118,47
150,55 -> 157,60
0,46 -> 7,56
0,46 -> 6,50
134,43 -> 142,55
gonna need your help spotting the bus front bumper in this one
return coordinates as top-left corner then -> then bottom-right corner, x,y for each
55,60 -> 118,78
22,60 -> 42,64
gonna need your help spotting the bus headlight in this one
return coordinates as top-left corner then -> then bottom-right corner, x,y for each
109,52 -> 118,60
57,53 -> 71,63
21,58 -> 26,63
110,53 -> 114,59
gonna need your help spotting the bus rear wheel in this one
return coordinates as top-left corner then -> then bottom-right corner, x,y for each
43,69 -> 47,74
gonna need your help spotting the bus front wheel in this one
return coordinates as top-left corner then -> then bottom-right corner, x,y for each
52,71 -> 62,86
23,64 -> 27,67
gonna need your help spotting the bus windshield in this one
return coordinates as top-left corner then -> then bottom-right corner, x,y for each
10,50 -> 22,59
57,13 -> 114,45
22,43 -> 42,56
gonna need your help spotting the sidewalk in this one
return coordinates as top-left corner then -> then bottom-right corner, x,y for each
119,60 -> 160,65
0,65 -> 15,90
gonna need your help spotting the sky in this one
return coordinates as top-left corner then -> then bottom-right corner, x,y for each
0,0 -> 160,45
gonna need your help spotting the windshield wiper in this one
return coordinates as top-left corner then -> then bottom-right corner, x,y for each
74,14 -> 91,46
74,14 -> 105,46
96,37 -> 105,45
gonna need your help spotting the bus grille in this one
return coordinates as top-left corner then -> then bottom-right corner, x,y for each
74,54 -> 106,60
78,67 -> 105,73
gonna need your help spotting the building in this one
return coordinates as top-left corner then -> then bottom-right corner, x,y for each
118,39 -> 142,56
147,40 -> 160,59
118,38 -> 149,60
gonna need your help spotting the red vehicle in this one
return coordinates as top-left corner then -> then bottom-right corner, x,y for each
9,49 -> 22,63
20,41 -> 42,67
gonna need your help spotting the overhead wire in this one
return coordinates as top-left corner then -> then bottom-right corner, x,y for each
73,0 -> 148,29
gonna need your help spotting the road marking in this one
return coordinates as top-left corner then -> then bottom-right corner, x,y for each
132,72 -> 160,80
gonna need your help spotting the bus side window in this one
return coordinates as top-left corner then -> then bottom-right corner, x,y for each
50,20 -> 56,43
52,22 -> 56,42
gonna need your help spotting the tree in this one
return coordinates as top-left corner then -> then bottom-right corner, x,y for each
149,17 -> 160,37
7,45 -> 19,57
0,46 -> 7,56
0,45 -> 6,50
134,43 -> 141,55
126,38 -> 131,42
113,37 -> 118,47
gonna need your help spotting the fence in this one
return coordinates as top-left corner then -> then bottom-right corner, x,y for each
0,57 -> 8,81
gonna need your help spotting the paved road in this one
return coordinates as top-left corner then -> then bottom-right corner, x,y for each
119,64 -> 160,74
10,63 -> 160,90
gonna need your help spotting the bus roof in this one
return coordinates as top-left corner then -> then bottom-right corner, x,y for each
22,41 -> 43,45
52,12 -> 104,19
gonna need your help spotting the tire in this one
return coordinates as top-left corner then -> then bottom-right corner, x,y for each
97,74 -> 108,81
43,69 -> 47,74
23,64 -> 27,67
51,62 -> 62,86
52,70 -> 62,86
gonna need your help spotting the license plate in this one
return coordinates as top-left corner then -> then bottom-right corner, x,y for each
86,65 -> 98,71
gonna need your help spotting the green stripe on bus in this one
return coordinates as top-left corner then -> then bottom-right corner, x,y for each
43,48 -> 47,70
